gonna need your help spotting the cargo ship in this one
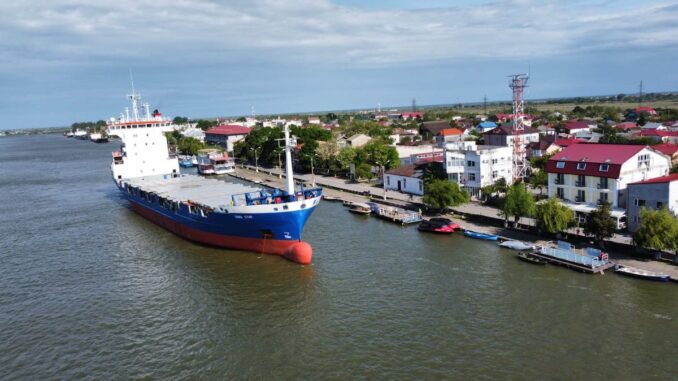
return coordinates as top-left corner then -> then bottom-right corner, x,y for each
106,91 -> 322,264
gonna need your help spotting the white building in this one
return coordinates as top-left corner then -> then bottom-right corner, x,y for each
546,144 -> 671,227
626,174 -> 678,232
444,141 -> 513,198
383,164 -> 427,195
181,127 -> 206,142
396,144 -> 443,165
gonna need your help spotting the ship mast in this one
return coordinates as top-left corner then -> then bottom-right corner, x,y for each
284,124 -> 295,195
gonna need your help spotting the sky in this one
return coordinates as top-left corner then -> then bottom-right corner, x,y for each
1,0 -> 677,129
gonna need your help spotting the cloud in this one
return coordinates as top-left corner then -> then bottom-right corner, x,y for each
0,0 -> 676,71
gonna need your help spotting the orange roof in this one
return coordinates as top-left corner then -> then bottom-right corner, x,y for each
438,128 -> 463,136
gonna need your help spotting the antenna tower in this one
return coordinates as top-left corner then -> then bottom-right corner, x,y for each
483,95 -> 487,115
638,80 -> 643,106
508,74 -> 529,181
412,98 -> 417,112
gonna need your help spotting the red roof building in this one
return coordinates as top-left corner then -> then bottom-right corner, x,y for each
554,138 -> 586,148
634,106 -> 657,116
438,128 -> 464,136
613,122 -> 637,131
206,125 -> 252,136
561,120 -> 596,134
205,125 -> 252,152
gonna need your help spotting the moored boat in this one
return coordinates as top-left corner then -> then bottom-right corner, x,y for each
516,251 -> 547,265
178,155 -> 195,168
463,229 -> 499,241
614,265 -> 670,282
368,203 -> 422,224
348,203 -> 372,215
418,217 -> 461,234
499,240 -> 534,251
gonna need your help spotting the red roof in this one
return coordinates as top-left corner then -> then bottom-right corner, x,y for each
206,124 -> 252,136
638,129 -> 678,137
546,144 -> 646,178
614,122 -> 637,130
554,138 -> 586,147
485,125 -> 540,136
629,174 -> 678,185
635,106 -> 657,115
401,112 -> 424,119
652,143 -> 678,156
438,128 -> 464,136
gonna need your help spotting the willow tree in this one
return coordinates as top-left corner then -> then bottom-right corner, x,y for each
633,208 -> 678,252
423,180 -> 469,211
535,198 -> 576,234
501,183 -> 536,227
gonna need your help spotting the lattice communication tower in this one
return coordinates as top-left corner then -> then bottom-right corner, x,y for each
509,74 -> 529,181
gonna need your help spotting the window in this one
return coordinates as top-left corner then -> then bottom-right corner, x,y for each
577,190 -> 586,202
467,160 -> 476,167
386,176 -> 390,186
657,201 -> 663,209
599,164 -> 609,172
492,170 -> 498,179
469,173 -> 476,181
638,154 -> 650,167
635,199 -> 646,207
556,173 -> 565,184
491,159 -> 498,164
419,181 -> 423,192
599,193 -> 608,203
403,179 -> 407,187
557,187 -> 564,199
599,177 -> 608,189
576,175 -> 586,187
556,161 -> 565,169
577,162 -> 586,170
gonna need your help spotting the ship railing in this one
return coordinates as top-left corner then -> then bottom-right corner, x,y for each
232,187 -> 323,206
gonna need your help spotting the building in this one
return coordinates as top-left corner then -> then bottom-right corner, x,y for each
561,120 -> 596,136
383,162 -> 435,196
421,120 -> 451,136
344,134 -> 371,148
400,112 -> 424,120
435,128 -> 465,145
546,144 -> 671,227
613,122 -> 637,132
652,143 -> 678,165
626,174 -> 678,231
483,125 -> 540,147
476,121 -> 497,132
526,136 -> 560,158
204,125 -> 251,153
635,106 -> 657,116
181,127 -> 206,142
637,129 -> 678,144
444,141 -> 513,198
396,145 -> 443,165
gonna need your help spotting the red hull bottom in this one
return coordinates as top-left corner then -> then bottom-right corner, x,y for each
130,202 -> 313,265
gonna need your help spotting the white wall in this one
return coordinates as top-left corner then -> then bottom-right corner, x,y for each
384,174 -> 424,195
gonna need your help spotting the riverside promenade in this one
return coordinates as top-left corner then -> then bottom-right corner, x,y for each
233,164 -> 678,279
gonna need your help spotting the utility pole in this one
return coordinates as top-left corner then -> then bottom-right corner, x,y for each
483,95 -> 487,115
412,98 -> 417,112
638,80 -> 644,106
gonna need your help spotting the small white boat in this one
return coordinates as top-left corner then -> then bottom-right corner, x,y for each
615,265 -> 670,282
499,240 -> 535,251
348,203 -> 372,215
323,195 -> 340,201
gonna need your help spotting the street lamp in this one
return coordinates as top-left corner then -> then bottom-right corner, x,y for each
249,147 -> 261,173
303,152 -> 317,187
377,159 -> 391,200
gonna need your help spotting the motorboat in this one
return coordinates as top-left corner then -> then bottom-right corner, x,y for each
615,265 -> 670,282
418,217 -> 462,234
463,230 -> 499,241
516,251 -> 547,265
348,203 -> 372,215
499,240 -> 535,251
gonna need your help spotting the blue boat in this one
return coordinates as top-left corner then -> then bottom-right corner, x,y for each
463,229 -> 499,241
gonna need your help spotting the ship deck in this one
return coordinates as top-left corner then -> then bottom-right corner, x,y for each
126,175 -> 262,209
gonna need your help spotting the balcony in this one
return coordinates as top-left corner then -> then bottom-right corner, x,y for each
597,198 -> 608,205
597,183 -> 609,190
575,181 -> 586,187
575,196 -> 586,203
554,178 -> 565,185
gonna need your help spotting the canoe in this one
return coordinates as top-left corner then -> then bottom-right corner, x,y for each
463,230 -> 499,241
499,240 -> 535,251
516,252 -> 547,265
615,265 -> 670,282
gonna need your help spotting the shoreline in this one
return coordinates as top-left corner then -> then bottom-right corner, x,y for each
229,165 -> 678,281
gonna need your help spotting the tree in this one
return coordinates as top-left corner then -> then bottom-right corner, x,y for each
173,116 -> 189,125
535,198 -> 576,234
423,180 -> 469,211
355,163 -> 373,180
529,170 -> 548,194
501,183 -> 536,227
196,119 -> 218,131
178,137 -> 206,156
632,208 -> 678,252
584,202 -> 617,246
336,147 -> 357,173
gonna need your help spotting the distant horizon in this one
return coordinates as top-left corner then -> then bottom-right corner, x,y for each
2,0 -> 677,130
6,89 -> 676,132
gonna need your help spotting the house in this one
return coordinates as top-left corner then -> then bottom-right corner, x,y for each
204,125 -> 251,153
307,117 -> 322,125
396,145 -> 443,165
435,128 -> 465,145
635,106 -> 657,116
383,160 -> 441,196
560,120 -> 596,135
526,136 -> 560,158
476,121 -> 497,132
652,143 -> 678,165
639,122 -> 664,130
345,134 -> 371,148
400,112 -> 424,120
537,124 -> 557,136
614,122 -> 637,132
626,174 -> 678,232
637,129 -> 678,144
574,130 -> 602,143
181,127 -> 206,142
444,141 -> 513,198
421,120 -> 451,136
554,138 -> 586,148
483,125 -> 540,147
545,144 -> 671,227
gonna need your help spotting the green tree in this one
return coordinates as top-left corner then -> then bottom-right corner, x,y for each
529,170 -> 548,194
535,198 -> 576,234
173,116 -> 189,125
336,147 -> 357,173
423,180 -> 470,211
632,208 -> 678,252
584,202 -> 617,246
177,137 -> 206,156
355,163 -> 373,180
501,183 -> 536,226
196,119 -> 218,131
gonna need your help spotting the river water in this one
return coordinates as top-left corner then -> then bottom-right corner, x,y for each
0,134 -> 676,380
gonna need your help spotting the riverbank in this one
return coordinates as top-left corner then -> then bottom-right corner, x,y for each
231,165 -> 678,281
